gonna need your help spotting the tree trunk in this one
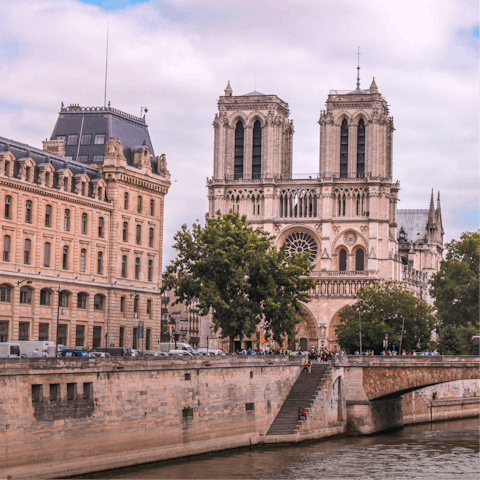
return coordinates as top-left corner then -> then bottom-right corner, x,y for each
229,337 -> 235,353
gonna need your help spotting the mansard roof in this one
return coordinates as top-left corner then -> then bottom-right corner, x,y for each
397,209 -> 429,243
50,104 -> 158,171
0,136 -> 107,201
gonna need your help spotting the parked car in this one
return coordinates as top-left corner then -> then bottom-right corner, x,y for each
60,349 -> 89,357
168,350 -> 193,356
89,351 -> 111,358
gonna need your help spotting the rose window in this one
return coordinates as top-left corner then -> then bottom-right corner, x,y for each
284,232 -> 318,263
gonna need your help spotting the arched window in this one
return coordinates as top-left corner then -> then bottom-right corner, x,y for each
120,296 -> 126,313
0,284 -> 11,302
150,199 -> 155,216
98,217 -> 104,238
3,235 -> 10,262
355,249 -> 364,271
59,291 -> 69,307
45,205 -> 52,227
4,195 -> 11,219
25,200 -> 32,223
135,257 -> 140,280
148,259 -> 153,282
357,119 -> 365,178
81,213 -> 87,234
124,192 -> 129,209
97,251 -> 103,275
77,292 -> 88,309
137,196 -> 142,213
252,120 -> 262,179
40,288 -> 51,306
62,246 -> 69,270
80,249 -> 86,272
20,286 -> 32,304
94,294 -> 104,311
121,255 -> 127,278
24,239 -> 31,264
149,228 -> 154,248
339,248 -> 347,271
122,222 -> 128,242
340,119 -> 348,178
146,299 -> 152,315
136,225 -> 141,245
234,121 -> 244,180
64,209 -> 70,231
44,242 -> 51,267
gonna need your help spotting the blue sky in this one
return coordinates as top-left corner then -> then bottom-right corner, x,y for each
80,0 -> 148,9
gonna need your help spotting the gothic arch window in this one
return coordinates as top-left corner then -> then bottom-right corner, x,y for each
342,194 -> 346,216
284,232 -> 318,263
4,195 -> 11,219
234,121 -> 244,180
252,120 -> 262,179
355,249 -> 365,271
357,119 -> 365,178
340,119 -> 348,178
339,248 -> 347,271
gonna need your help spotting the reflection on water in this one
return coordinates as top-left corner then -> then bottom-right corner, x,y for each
88,418 -> 479,479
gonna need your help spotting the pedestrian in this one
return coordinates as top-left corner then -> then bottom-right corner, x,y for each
32,348 -> 39,357
298,407 -> 307,422
303,361 -> 309,373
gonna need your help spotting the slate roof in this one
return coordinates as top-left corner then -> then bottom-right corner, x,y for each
0,136 -> 106,200
50,104 -> 157,170
397,209 -> 429,243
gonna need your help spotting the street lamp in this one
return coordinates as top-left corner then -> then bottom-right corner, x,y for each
17,279 -> 33,286
51,283 -> 62,356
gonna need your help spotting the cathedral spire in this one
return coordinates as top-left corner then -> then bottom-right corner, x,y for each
369,77 -> 378,94
356,46 -> 361,90
428,188 -> 435,224
436,191 -> 444,237
224,81 -> 233,97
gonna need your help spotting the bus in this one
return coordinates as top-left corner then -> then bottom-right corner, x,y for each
472,336 -> 480,356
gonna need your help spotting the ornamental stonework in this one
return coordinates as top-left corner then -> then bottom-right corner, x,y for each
344,231 -> 357,246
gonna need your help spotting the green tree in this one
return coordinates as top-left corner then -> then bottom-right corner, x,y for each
437,322 -> 478,355
336,281 -> 436,354
162,211 -> 315,352
429,231 -> 479,329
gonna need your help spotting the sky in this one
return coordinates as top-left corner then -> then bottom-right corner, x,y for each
0,0 -> 478,267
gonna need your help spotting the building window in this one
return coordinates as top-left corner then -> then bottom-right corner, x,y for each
146,328 -> 151,351
67,135 -> 78,146
59,291 -> 69,308
81,213 -> 87,234
252,120 -> 262,179
32,384 -> 43,403
39,323 -> 49,341
136,225 -> 141,245
66,382 -> 77,401
121,255 -> 127,278
97,251 -> 103,275
356,249 -> 365,271
0,284 -> 11,303
78,155 -> 88,163
93,155 -> 104,162
64,156 -> 73,161
120,296 -> 125,313
49,384 -> 60,402
24,239 -> 31,264
0,320 -> 8,342
119,327 -> 125,347
40,288 -> 51,306
94,294 -> 104,311
234,121 -> 244,180
94,134 -> 105,145
340,119 -> 348,178
80,249 -> 86,272
62,246 -> 69,270
25,200 -> 32,223
148,259 -> 153,282
123,222 -> 128,242
133,327 -> 138,349
149,228 -> 154,248
19,321 -> 30,340
124,192 -> 129,209
357,119 -> 365,178
64,209 -> 70,231
146,299 -> 152,315
92,326 -> 102,347
98,217 -> 104,238
83,382 -> 93,400
133,296 -> 139,315
4,195 -> 11,219
135,258 -> 140,280
77,292 -> 88,309
137,196 -> 142,213
3,235 -> 11,262
44,242 -> 51,267
45,205 -> 52,227
57,325 -> 68,346
76,325 -> 85,346
20,287 -> 32,304
339,248 -> 347,271
81,134 -> 92,145
150,199 -> 155,216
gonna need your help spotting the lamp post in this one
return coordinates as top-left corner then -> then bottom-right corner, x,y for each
359,310 -> 363,355
399,315 -> 405,354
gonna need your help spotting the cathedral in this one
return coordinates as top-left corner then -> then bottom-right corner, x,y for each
207,77 -> 444,352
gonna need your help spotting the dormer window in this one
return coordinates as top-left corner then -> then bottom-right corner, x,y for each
67,135 -> 78,146
81,135 -> 92,145
94,135 -> 105,145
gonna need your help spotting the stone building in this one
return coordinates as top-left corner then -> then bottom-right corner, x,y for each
207,78 -> 443,352
0,104 -> 170,350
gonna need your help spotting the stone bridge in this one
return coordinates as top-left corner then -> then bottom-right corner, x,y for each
332,355 -> 479,434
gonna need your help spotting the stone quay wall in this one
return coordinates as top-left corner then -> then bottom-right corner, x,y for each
0,356 -> 303,479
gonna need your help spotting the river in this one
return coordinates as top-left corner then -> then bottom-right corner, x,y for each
85,418 -> 479,479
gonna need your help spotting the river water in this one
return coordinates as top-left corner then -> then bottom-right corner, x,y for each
89,418 -> 479,479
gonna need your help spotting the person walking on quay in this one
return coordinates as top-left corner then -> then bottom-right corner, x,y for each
32,348 -> 39,357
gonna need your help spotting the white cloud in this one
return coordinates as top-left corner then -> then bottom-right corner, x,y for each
0,0 -> 477,266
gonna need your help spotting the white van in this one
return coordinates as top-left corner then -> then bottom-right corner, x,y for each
158,342 -> 194,354
8,340 -> 56,357
0,343 -> 21,358
168,350 -> 193,356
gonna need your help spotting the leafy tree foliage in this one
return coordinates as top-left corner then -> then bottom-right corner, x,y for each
336,281 -> 436,354
429,231 -> 479,329
437,322 -> 478,355
162,212 -> 315,351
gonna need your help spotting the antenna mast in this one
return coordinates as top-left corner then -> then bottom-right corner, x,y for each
356,46 -> 361,90
104,24 -> 109,108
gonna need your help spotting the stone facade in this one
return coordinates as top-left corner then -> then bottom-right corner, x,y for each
207,80 -> 443,351
0,105 -> 170,350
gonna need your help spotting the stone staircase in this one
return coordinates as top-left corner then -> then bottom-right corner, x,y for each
266,363 -> 332,436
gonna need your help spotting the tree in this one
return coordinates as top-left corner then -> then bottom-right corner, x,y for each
437,322 -> 478,355
429,231 -> 479,329
162,211 -> 315,352
336,281 -> 436,354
